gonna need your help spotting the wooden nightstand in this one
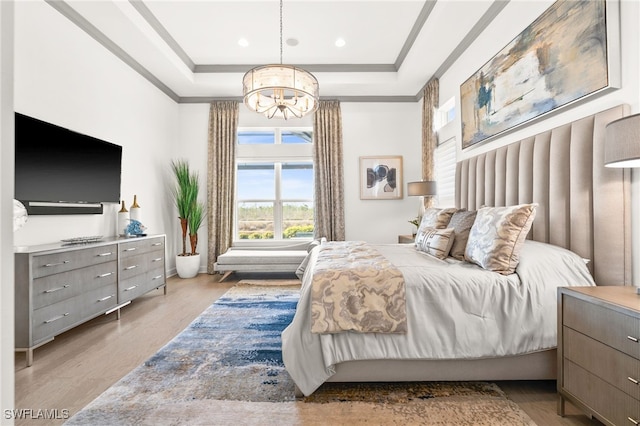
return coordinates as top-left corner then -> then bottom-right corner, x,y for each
398,234 -> 415,244
557,286 -> 640,425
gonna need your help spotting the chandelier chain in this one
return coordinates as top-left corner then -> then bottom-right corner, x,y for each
279,0 -> 283,65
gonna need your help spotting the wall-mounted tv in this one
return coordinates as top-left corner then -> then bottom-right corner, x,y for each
14,112 -> 122,215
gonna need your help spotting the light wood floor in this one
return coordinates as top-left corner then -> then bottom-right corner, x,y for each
14,273 -> 601,426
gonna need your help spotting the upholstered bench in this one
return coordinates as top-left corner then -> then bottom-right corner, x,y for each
214,248 -> 309,281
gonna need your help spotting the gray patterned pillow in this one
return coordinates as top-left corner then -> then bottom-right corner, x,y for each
415,207 -> 457,247
464,204 -> 537,275
416,227 -> 455,260
448,210 -> 478,261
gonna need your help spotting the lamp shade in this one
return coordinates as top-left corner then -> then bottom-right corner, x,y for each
407,181 -> 437,196
605,113 -> 640,168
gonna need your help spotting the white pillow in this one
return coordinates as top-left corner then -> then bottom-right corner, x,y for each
416,227 -> 455,260
464,203 -> 537,275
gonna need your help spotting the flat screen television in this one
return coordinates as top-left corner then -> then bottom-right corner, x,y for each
14,112 -> 122,215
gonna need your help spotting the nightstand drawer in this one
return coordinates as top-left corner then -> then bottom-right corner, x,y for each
564,326 -> 640,400
563,295 -> 640,359
564,360 -> 640,426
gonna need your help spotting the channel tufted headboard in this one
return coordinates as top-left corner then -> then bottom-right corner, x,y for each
455,104 -> 631,286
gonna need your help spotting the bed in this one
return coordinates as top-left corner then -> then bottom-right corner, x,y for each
281,104 -> 632,396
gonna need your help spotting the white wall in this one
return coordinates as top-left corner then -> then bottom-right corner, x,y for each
342,102 -> 422,242
12,2 -> 179,273
0,1 -> 14,422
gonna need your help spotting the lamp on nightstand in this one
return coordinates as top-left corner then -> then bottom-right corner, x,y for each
604,112 -> 640,295
407,180 -> 437,219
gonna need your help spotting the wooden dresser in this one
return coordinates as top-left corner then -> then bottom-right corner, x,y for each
15,235 -> 166,366
558,286 -> 640,426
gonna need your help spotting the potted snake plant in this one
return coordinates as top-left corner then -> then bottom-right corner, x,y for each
171,160 -> 204,278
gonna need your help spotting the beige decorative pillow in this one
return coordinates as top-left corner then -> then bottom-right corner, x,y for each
464,204 -> 537,275
448,210 -> 478,261
416,227 -> 455,260
415,208 -> 457,247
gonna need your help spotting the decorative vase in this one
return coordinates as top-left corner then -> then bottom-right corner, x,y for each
176,254 -> 200,279
117,201 -> 129,236
130,195 -> 141,222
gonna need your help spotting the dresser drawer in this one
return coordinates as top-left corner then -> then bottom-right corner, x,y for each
118,266 -> 165,304
32,283 -> 117,343
120,251 -> 164,281
564,360 -> 640,426
564,326 -> 640,400
32,245 -> 117,278
563,295 -> 640,359
119,237 -> 165,259
32,261 -> 117,309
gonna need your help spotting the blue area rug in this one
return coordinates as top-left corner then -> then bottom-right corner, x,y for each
66,284 -> 300,425
65,283 -> 536,426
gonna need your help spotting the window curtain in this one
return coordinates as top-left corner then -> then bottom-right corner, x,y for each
207,101 -> 238,274
313,100 -> 345,241
422,78 -> 439,209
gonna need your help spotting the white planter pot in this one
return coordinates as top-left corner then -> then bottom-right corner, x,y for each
176,254 -> 200,279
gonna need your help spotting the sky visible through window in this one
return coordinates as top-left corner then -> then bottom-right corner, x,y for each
237,164 -> 313,200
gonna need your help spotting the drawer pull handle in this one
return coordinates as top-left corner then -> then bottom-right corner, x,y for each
627,336 -> 639,343
97,272 -> 113,278
124,247 -> 137,252
152,257 -> 163,262
97,295 -> 114,302
44,313 -> 69,324
124,285 -> 138,291
152,242 -> 162,246
628,417 -> 639,425
44,285 -> 70,294
44,260 -> 70,267
152,275 -> 163,280
97,252 -> 113,257
629,377 -> 639,385
124,265 -> 138,270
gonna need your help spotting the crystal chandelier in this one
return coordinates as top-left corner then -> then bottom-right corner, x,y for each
242,0 -> 319,120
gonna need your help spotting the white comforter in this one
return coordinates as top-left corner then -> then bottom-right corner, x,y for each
281,240 -> 595,396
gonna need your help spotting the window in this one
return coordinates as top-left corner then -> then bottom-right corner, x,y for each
434,137 -> 456,207
434,97 -> 456,131
235,128 -> 314,241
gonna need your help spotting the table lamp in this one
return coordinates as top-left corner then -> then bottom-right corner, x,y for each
604,112 -> 640,294
407,180 -> 437,218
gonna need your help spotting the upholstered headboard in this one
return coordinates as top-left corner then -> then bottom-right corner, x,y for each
455,105 -> 631,286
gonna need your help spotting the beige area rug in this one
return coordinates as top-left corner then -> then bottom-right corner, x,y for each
65,284 -> 536,426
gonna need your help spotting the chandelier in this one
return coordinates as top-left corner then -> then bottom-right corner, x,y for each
242,0 -> 319,120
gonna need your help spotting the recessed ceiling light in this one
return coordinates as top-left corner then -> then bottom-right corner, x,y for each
238,38 -> 249,47
335,38 -> 346,48
286,38 -> 299,47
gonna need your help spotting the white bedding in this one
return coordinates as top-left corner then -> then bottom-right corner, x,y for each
281,240 -> 596,396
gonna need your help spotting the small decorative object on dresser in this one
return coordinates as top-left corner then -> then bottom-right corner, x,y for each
129,195 -> 141,222
557,286 -> 640,425
117,200 -> 129,236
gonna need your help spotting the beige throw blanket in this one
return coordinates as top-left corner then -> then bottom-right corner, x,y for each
310,241 -> 407,334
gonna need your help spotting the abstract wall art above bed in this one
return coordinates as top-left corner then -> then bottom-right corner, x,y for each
460,0 -> 621,149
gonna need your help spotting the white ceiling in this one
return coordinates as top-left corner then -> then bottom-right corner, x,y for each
52,0 -> 510,102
